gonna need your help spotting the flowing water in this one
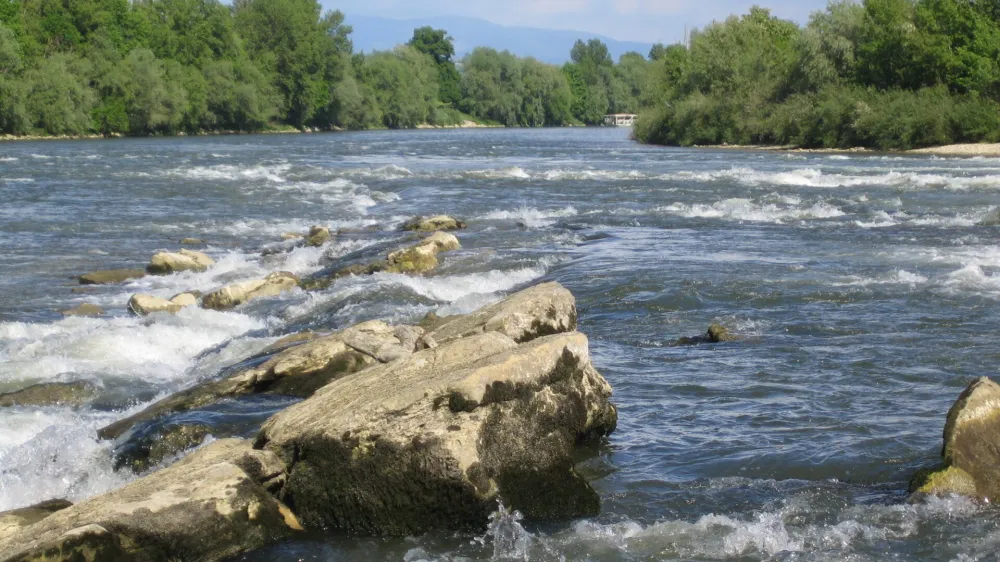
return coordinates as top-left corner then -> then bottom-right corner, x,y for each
2,128 -> 1000,561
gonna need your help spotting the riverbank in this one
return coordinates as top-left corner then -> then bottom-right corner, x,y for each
690,142 -> 1000,157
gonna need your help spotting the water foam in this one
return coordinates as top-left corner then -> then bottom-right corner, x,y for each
478,206 -> 578,228
658,198 -> 844,223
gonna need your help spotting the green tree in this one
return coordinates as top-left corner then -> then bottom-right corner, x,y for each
408,26 -> 461,105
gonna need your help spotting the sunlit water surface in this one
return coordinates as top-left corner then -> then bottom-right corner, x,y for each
2,128 -> 1000,561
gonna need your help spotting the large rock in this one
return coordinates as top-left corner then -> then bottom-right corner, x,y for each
912,377 -> 1000,500
424,281 -> 578,345
202,272 -> 299,311
78,269 -> 146,285
401,215 -> 467,233
255,329 -> 618,536
113,423 -> 213,474
146,249 -> 215,275
0,439 -> 301,562
98,320 -> 418,441
127,293 -> 198,316
0,382 -> 97,408
0,500 -> 73,542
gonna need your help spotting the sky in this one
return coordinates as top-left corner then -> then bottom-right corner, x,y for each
321,0 -> 833,45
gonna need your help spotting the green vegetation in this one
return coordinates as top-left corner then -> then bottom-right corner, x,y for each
0,0 -> 655,137
634,1 -> 1000,150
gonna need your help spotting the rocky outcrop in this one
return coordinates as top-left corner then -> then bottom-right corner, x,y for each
422,281 -> 577,344
146,249 -> 215,275
0,500 -> 73,542
59,304 -> 104,317
201,272 -> 299,311
98,320 -> 421,441
401,215 -> 467,232
911,377 -> 1000,500
127,293 -> 199,316
306,226 -> 331,247
255,326 -> 618,536
0,382 -> 97,408
0,439 -> 301,562
78,269 -> 146,285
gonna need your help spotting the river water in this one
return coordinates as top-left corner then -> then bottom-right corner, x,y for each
2,128 -> 1000,561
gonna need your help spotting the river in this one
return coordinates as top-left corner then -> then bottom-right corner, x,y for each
2,128 -> 1000,560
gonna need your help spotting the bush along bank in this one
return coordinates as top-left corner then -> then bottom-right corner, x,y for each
634,2 -> 1000,151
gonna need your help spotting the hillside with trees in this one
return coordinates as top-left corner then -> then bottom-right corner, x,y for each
635,0 -> 1000,150
0,0 -> 655,137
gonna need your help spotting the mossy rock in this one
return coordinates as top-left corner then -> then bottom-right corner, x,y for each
0,381 -> 98,408
113,423 -> 212,473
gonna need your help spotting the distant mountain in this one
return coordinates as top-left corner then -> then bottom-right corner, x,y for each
346,15 -> 654,65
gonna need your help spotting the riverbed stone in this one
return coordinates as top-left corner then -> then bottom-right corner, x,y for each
179,238 -> 204,245
201,272 -> 299,311
97,320 -> 418,441
0,500 -> 73,542
78,269 -> 146,285
306,226 -> 331,247
384,232 -> 461,274
426,281 -> 578,345
0,382 -> 98,408
912,377 -> 1000,500
0,439 -> 301,562
255,329 -> 617,536
59,304 -> 104,317
401,215 -> 467,232
146,249 -> 215,275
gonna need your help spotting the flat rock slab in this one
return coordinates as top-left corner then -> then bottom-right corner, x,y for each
0,440 -> 300,562
0,382 -> 97,408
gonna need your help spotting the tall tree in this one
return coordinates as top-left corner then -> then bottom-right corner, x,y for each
408,26 -> 460,106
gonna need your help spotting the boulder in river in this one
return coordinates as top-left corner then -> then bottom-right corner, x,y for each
202,272 -> 299,311
0,500 -> 73,542
256,327 -> 618,536
0,381 -> 98,408
422,281 -> 577,345
0,439 -> 301,562
77,268 -> 146,285
179,237 -> 204,245
127,293 -> 199,316
673,323 -> 741,345
98,320 -> 418,441
384,231 -> 461,274
306,226 -> 331,247
400,215 -> 467,232
146,249 -> 215,275
59,303 -> 104,317
911,377 -> 1000,500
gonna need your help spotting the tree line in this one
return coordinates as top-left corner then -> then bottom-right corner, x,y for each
0,0 -> 657,137
635,0 -> 1000,150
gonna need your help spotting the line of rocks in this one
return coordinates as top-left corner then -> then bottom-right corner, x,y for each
0,281 -> 618,561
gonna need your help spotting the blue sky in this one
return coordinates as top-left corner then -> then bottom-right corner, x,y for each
321,1 -> 833,44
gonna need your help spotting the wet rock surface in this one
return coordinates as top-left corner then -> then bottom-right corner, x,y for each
77,269 -> 146,285
146,249 -> 215,275
0,382 -> 98,408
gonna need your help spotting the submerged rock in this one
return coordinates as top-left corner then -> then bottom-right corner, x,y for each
911,377 -> 1000,500
0,382 -> 98,408
98,320 -> 417,441
77,269 -> 146,285
113,422 -> 213,473
179,237 -> 204,245
201,272 -> 299,311
256,329 -> 617,536
146,249 -> 215,275
306,226 -> 331,247
127,293 -> 199,316
0,500 -> 73,542
400,215 -> 467,232
59,303 -> 104,317
673,323 -> 741,345
0,439 -> 301,562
